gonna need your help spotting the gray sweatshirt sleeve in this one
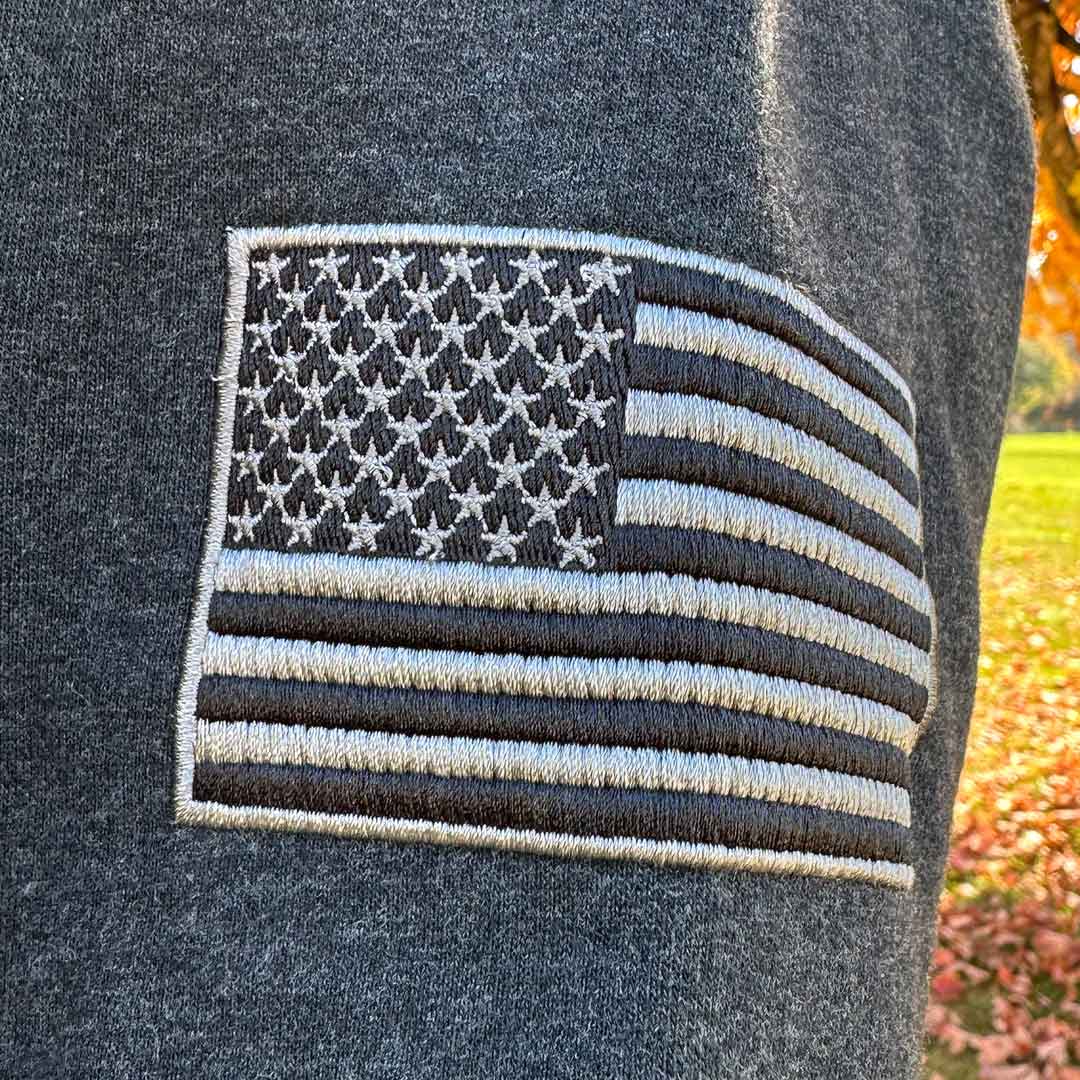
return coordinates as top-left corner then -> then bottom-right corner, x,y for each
2,3 -> 1033,1077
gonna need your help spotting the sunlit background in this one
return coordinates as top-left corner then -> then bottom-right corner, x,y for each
923,4 -> 1080,1077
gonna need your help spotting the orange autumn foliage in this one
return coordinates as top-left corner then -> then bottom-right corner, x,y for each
1013,0 -> 1080,344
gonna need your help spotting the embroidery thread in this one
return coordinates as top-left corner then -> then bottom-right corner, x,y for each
175,224 -> 936,891
228,244 -> 631,569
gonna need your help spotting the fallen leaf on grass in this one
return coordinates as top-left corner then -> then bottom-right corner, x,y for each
980,1032 -> 1025,1066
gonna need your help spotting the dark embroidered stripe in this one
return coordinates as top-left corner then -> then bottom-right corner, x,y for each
207,592 -> 928,720
627,343 -> 920,506
622,435 -> 923,575
633,260 -> 916,436
193,762 -> 912,864
195,677 -> 911,787
612,524 -> 932,651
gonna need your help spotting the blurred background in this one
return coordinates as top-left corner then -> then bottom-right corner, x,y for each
923,3 -> 1080,1077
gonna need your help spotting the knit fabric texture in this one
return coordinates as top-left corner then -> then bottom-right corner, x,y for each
1,3 -> 1033,1077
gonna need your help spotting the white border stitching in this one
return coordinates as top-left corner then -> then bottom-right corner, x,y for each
187,800 -> 916,890
174,230 -> 252,825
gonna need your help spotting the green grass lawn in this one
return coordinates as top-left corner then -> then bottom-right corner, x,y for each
980,432 -> 1080,685
983,432 -> 1080,573
924,431 -> 1080,1079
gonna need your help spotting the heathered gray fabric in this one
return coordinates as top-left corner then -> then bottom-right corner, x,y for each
1,1 -> 1032,1077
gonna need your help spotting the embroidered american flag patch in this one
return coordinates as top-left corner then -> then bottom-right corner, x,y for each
175,224 -> 935,890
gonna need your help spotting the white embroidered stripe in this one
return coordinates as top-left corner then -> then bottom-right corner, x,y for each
624,390 -> 921,540
177,799 -> 915,889
214,549 -> 931,689
228,224 -> 916,421
194,719 -> 911,826
635,303 -> 917,472
616,478 -> 931,615
201,633 -> 917,752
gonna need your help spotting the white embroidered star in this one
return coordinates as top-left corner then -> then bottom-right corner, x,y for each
262,407 -> 296,444
556,521 -> 604,569
508,250 -> 558,288
281,280 -> 309,314
546,282 -> 580,323
424,377 -> 469,420
495,380 -> 540,424
303,305 -> 337,348
575,314 -> 624,363
246,311 -> 279,351
439,248 -> 485,288
294,370 -> 329,414
287,441 -> 323,482
577,256 -> 631,297
273,345 -> 305,382
474,278 -> 509,320
562,458 -> 610,498
318,476 -> 355,513
345,511 -> 383,552
482,516 -> 527,562
383,476 -> 419,517
491,443 -> 532,489
504,309 -> 545,357
452,480 -> 494,523
237,382 -> 274,415
404,271 -> 441,318
285,503 -> 321,547
392,411 -> 429,448
532,417 -> 577,456
332,340 -> 371,383
357,373 -> 396,418
571,387 -> 616,428
462,341 -> 504,386
397,338 -> 433,384
523,482 -> 566,529
321,407 -> 365,449
227,510 -> 262,543
369,309 -> 404,346
251,252 -> 291,290
421,446 -> 457,487
232,447 -> 262,479
349,441 -> 394,483
536,342 -> 583,390
342,273 -> 379,311
373,248 -> 416,284
309,248 -> 350,284
457,412 -> 499,456
435,310 -> 472,355
261,478 -> 294,514
413,517 -> 453,560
